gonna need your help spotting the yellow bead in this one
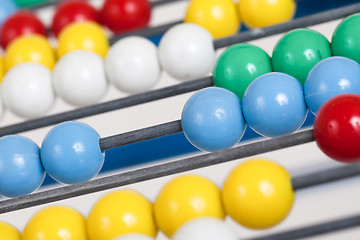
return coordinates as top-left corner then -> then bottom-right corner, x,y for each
238,0 -> 296,28
222,158 -> 294,229
184,0 -> 240,39
0,57 -> 5,82
0,222 -> 21,240
57,21 -> 109,58
23,206 -> 87,240
154,175 -> 225,237
87,190 -> 157,240
5,35 -> 56,71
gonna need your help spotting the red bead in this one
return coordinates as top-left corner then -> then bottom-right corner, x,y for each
0,10 -> 46,49
100,0 -> 151,34
314,94 -> 360,163
52,0 -> 100,37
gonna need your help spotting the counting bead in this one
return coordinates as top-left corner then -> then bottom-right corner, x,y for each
222,158 -> 294,229
304,56 -> 360,114
154,175 -> 225,237
112,234 -> 154,240
57,21 -> 109,58
101,0 -> 151,34
0,0 -> 17,27
105,36 -> 161,93
0,222 -> 21,240
242,72 -> 307,137
213,43 -> 272,99
314,94 -> 360,163
238,0 -> 296,28
5,35 -> 56,71
0,57 -> 4,82
23,206 -> 87,240
0,135 -> 45,198
2,62 -> 55,118
158,23 -> 216,81
13,0 -> 47,7
272,28 -> 332,85
53,50 -> 108,106
87,190 -> 157,240
41,121 -> 104,184
184,0 -> 240,39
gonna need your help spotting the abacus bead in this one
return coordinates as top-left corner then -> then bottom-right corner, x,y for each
87,190 -> 157,240
242,72 -> 307,137
304,57 -> 360,114
53,50 -> 108,106
213,43 -> 272,99
13,0 -> 47,7
158,23 -> 216,81
272,28 -> 332,85
2,62 -> 55,118
112,234 -> 154,240
0,222 -> 21,240
0,57 -> 4,82
314,94 -> 360,163
0,0 -> 17,27
154,175 -> 225,237
23,206 -> 87,240
40,121 -> 104,184
222,159 -> 294,229
0,135 -> 45,198
105,36 -> 161,93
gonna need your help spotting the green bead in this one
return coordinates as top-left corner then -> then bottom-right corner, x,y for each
332,13 -> 360,63
272,28 -> 332,86
213,43 -> 272,99
14,0 -> 47,7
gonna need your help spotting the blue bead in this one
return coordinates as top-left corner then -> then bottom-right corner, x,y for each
41,121 -> 104,184
0,0 -> 17,28
242,72 -> 308,138
0,135 -> 45,198
181,87 -> 246,152
304,56 -> 360,114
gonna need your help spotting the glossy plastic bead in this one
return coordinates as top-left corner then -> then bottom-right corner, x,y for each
105,36 -> 161,93
87,190 -> 157,240
41,121 -> 104,184
0,57 -> 4,82
158,23 -> 216,81
238,0 -> 296,28
23,206 -> 87,240
0,222 -> 21,240
101,0 -> 151,34
13,0 -> 47,7
57,21 -> 109,58
53,50 -> 108,106
182,87 -> 246,152
222,159 -> 294,229
0,0 -> 17,27
272,28 -> 332,85
154,175 -> 225,237
184,0 -> 240,39
0,10 -> 46,49
242,72 -> 307,137
112,234 -> 154,240
304,57 -> 360,114
2,62 -> 55,118
213,43 -> 272,99
314,94 -> 360,163
0,135 -> 45,198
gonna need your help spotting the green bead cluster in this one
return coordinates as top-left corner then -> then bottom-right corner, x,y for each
14,0 -> 48,7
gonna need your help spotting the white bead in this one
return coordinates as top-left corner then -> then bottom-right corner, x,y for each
0,90 -> 5,120
2,63 -> 55,118
172,217 -> 238,240
112,233 -> 154,240
53,50 -> 108,107
159,23 -> 216,81
105,36 -> 161,94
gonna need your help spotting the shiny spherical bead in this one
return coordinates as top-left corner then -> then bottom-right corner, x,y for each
23,206 -> 87,240
57,21 -> 109,58
0,135 -> 45,198
41,121 -> 104,184
53,50 -> 108,106
87,190 -> 157,240
105,36 -> 161,93
5,35 -> 56,71
304,56 -> 360,114
2,62 -> 55,118
242,72 -> 307,137
272,28 -> 332,85
154,175 -> 225,237
112,234 -> 154,240
0,222 -> 21,240
213,43 -> 272,99
184,0 -> 240,39
158,23 -> 216,81
222,158 -> 294,229
0,57 -> 5,82
0,0 -> 17,27
238,0 -> 296,28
